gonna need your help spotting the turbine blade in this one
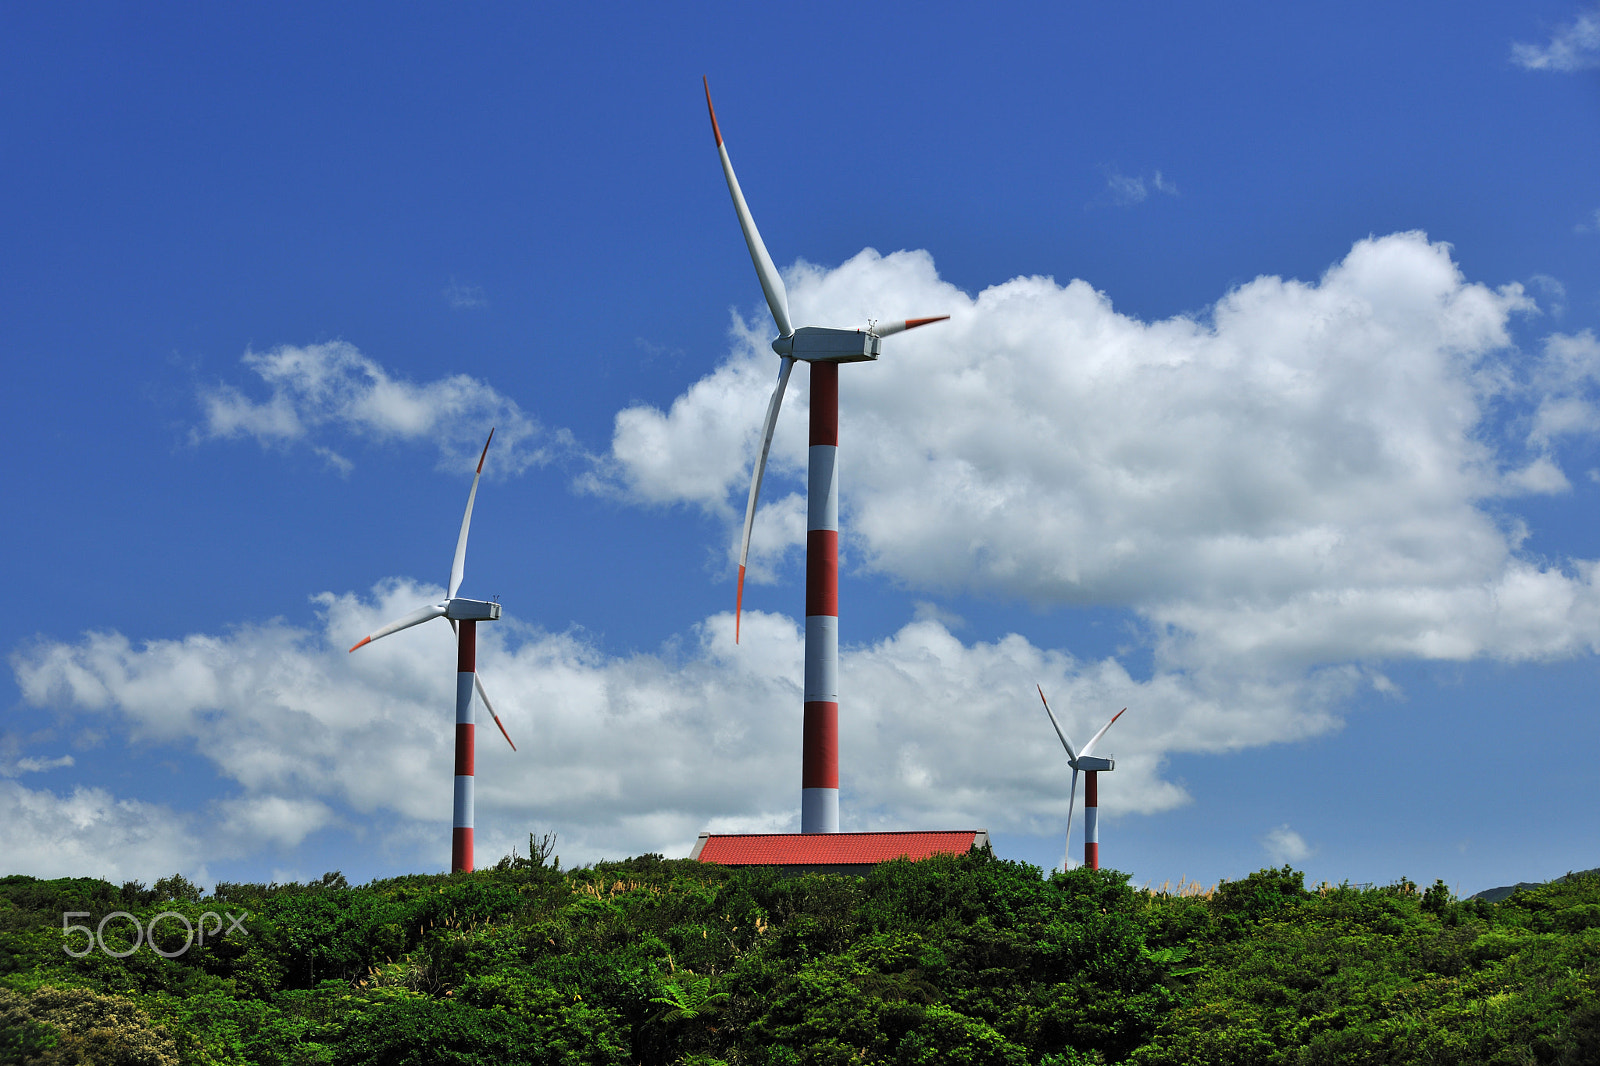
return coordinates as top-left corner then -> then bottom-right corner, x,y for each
1037,685 -> 1079,762
704,77 -> 793,338
474,673 -> 517,752
872,315 -> 951,338
1065,766 -> 1079,873
348,602 -> 447,652
448,428 -> 495,601
735,355 -> 794,643
1080,707 -> 1127,758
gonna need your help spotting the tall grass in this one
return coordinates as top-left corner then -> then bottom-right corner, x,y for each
1144,878 -> 1216,900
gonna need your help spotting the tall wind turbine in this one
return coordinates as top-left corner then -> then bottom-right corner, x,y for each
348,429 -> 517,873
1037,686 -> 1123,871
705,79 -> 949,834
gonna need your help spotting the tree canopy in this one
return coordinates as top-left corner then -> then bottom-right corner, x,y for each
0,854 -> 1596,1064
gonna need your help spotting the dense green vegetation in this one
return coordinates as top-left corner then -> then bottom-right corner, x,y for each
0,846 -> 1596,1065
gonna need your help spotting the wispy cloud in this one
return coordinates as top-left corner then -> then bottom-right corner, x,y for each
1575,208 -> 1600,235
635,336 -> 685,369
1527,274 -> 1568,318
443,279 -> 489,310
195,341 -> 565,475
1105,169 -> 1178,206
0,754 -> 74,776
1512,7 -> 1600,71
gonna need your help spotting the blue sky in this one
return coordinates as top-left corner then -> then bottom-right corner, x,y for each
3,2 -> 1598,895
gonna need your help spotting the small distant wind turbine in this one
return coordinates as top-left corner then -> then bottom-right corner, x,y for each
348,429 -> 516,873
705,77 -> 949,833
1037,686 -> 1124,871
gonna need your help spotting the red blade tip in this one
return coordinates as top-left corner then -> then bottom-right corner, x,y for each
476,427 -> 495,474
493,714 -> 516,752
703,77 -> 723,147
348,636 -> 371,653
905,315 -> 951,331
735,563 -> 745,644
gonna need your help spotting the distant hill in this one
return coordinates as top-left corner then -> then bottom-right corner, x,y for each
1469,866 -> 1600,902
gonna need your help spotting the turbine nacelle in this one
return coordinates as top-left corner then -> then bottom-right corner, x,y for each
772,326 -> 881,363
445,597 -> 501,622
771,316 -> 952,363
1073,755 -> 1114,772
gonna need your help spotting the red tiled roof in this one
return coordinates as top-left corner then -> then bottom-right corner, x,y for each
693,830 -> 985,866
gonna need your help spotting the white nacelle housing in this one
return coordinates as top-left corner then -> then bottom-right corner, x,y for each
773,326 -> 880,363
1075,756 -> 1114,772
445,598 -> 501,622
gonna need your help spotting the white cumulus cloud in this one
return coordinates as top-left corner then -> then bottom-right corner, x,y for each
597,235 -> 1600,685
0,781 -> 200,882
9,578 -> 1361,873
1260,823 -> 1313,864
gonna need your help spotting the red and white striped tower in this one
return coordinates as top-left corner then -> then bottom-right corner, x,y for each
802,362 -> 840,833
452,620 -> 477,872
1083,770 -> 1100,870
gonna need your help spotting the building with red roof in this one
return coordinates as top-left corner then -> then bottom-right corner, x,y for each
690,830 -> 991,876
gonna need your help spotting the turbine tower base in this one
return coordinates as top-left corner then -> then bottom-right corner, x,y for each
1083,770 -> 1099,871
801,788 -> 839,834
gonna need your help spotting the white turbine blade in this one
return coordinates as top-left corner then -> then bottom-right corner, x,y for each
871,315 -> 951,338
1064,766 -> 1079,872
448,428 -> 495,601
1080,707 -> 1127,759
1037,685 -> 1079,762
474,673 -> 517,752
349,602 -> 447,652
704,78 -> 793,338
735,355 -> 794,644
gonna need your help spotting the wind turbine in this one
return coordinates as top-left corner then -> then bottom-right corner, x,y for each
1037,686 -> 1124,871
347,429 -> 517,873
705,78 -> 949,834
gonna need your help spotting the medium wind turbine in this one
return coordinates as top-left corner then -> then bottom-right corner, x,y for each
705,78 -> 949,834
348,429 -> 516,873
1037,686 -> 1124,871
